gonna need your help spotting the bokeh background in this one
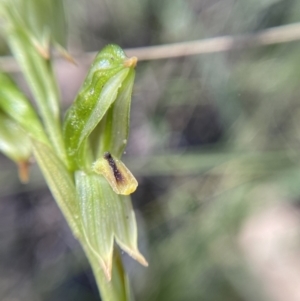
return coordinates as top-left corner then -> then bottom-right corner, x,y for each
1,0 -> 300,300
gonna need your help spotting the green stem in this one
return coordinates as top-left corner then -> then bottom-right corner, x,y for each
83,245 -> 131,301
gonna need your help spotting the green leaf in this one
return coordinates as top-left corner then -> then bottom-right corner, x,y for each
63,45 -> 137,171
75,171 -> 147,280
31,139 -> 82,239
0,0 -> 67,57
0,72 -> 49,145
0,111 -> 31,162
2,3 -> 67,163
96,69 -> 135,158
0,111 -> 31,182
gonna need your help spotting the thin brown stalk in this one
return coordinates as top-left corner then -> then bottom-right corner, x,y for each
1,23 -> 300,72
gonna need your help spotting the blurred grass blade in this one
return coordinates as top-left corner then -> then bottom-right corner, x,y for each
97,69 -> 135,158
0,111 -> 31,160
75,171 -> 147,280
0,73 -> 49,145
63,45 -> 136,170
1,3 -> 66,163
0,111 -> 31,182
1,3 -> 60,118
1,0 -> 67,57
24,0 -> 67,50
31,139 -> 82,238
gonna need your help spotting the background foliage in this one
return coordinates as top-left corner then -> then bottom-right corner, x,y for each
1,0 -> 300,300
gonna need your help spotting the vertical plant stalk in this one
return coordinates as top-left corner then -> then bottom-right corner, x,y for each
0,2 -> 146,298
84,246 -> 131,301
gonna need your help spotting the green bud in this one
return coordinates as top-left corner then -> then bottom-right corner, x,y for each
63,44 -> 137,171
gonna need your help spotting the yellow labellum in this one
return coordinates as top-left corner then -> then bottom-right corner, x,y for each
93,152 -> 138,195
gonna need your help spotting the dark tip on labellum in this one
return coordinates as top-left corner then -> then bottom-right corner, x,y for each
104,152 -> 123,182
93,151 -> 138,195
104,151 -> 112,160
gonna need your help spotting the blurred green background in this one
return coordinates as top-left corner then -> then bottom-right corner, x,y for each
1,0 -> 300,300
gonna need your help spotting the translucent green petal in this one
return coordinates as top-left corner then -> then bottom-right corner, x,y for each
75,171 -> 114,279
76,171 -> 147,280
97,69 -> 136,158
